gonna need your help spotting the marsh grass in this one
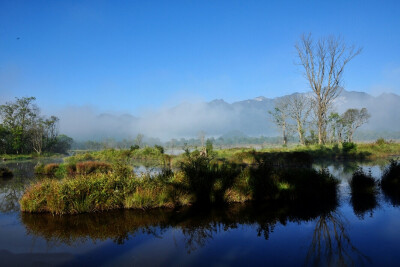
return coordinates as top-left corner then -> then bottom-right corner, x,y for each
349,168 -> 379,217
21,149 -> 341,214
350,168 -> 377,195
76,161 -> 112,174
35,161 -> 112,178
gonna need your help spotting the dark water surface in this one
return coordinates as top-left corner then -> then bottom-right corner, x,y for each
1,159 -> 400,266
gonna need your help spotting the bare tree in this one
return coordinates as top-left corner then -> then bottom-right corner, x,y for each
342,108 -> 370,142
198,131 -> 206,148
295,34 -> 362,144
134,133 -> 144,148
286,94 -> 313,145
269,98 -> 291,146
31,118 -> 44,155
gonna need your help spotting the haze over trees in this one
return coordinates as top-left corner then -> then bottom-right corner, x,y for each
295,33 -> 362,144
0,97 -> 73,155
268,98 -> 291,146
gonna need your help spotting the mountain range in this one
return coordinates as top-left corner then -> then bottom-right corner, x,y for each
59,90 -> 400,140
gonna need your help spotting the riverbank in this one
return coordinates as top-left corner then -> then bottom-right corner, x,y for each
0,153 -> 66,161
65,141 -> 400,168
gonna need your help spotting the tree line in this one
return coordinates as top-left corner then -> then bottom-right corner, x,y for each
0,97 -> 73,155
269,33 -> 369,145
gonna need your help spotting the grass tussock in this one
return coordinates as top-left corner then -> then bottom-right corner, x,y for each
350,168 -> 377,195
349,167 -> 379,217
20,169 -> 188,214
76,161 -> 112,174
34,161 -> 112,177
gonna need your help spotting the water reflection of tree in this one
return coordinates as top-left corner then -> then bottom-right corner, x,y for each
22,201 -> 338,255
305,211 -> 370,266
181,224 -> 217,254
0,160 -> 61,213
0,178 -> 25,212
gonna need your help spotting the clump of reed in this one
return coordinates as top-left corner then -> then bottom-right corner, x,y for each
381,159 -> 400,206
43,163 -> 60,176
350,168 -> 377,195
349,167 -> 378,217
0,167 -> 13,178
180,149 -> 240,204
20,169 -> 188,215
224,164 -> 339,204
76,161 -> 112,175
35,161 -> 112,177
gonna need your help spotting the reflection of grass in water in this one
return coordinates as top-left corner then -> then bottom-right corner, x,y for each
381,159 -> 400,206
349,168 -> 379,218
21,201 -> 338,252
305,211 -> 371,267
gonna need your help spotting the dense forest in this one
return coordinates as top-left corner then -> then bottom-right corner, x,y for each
0,97 -> 73,155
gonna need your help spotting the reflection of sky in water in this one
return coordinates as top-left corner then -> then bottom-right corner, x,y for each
1,159 -> 400,266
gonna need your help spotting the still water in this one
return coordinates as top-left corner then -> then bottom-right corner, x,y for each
0,159 -> 400,266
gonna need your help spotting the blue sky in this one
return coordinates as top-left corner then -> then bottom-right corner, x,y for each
1,0 -> 399,114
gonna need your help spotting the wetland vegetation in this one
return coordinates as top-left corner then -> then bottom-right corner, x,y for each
19,142 -> 400,215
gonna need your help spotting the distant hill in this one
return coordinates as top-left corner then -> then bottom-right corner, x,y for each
59,90 -> 400,140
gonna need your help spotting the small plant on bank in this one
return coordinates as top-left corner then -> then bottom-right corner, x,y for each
342,142 -> 357,153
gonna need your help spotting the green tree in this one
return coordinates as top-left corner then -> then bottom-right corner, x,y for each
342,108 -> 371,142
0,97 -> 39,153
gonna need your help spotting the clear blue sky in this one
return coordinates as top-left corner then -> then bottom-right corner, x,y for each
1,0 -> 399,114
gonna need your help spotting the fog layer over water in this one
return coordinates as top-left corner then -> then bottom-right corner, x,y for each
54,90 -> 400,141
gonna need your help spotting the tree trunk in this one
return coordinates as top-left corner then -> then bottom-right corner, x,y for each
297,122 -> 304,145
282,125 -> 287,146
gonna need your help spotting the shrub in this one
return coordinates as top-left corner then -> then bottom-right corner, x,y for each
376,138 -> 387,146
349,168 -> 378,217
0,167 -> 13,178
342,142 -> 357,153
279,168 -> 339,203
130,145 -> 140,151
55,164 -> 68,178
76,161 -> 112,175
154,145 -> 164,154
247,163 -> 278,201
349,168 -> 377,195
34,163 -> 45,174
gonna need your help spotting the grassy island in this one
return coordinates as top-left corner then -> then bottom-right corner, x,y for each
20,149 -> 339,214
